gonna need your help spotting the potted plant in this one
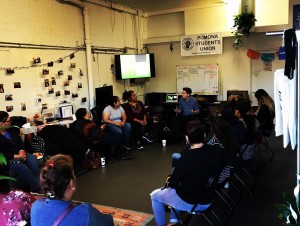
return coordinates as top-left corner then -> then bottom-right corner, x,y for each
232,6 -> 257,49
0,153 -> 16,181
276,190 -> 300,224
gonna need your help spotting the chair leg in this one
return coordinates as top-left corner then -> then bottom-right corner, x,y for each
232,171 -> 255,195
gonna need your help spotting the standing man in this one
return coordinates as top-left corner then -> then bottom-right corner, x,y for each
172,87 -> 200,143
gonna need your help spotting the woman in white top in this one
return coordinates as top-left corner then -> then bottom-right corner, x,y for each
102,96 -> 132,149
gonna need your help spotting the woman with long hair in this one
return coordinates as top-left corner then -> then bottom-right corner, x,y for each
254,89 -> 275,134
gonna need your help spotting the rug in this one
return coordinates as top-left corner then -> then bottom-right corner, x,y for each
93,204 -> 154,226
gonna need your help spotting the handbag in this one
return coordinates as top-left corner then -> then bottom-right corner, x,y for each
52,202 -> 80,226
80,151 -> 101,169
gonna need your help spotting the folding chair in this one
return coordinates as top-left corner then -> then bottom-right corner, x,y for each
170,172 -> 225,226
254,130 -> 275,164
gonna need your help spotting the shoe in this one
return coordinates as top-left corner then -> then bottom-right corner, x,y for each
136,143 -> 144,150
123,145 -> 132,150
142,135 -> 154,143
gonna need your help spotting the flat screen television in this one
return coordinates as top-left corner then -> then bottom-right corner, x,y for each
115,53 -> 156,80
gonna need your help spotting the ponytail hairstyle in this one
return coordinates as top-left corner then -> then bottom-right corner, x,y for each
40,154 -> 75,199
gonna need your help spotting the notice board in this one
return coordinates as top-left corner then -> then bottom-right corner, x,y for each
176,64 -> 218,94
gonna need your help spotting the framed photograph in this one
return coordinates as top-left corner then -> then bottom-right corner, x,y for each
63,80 -> 69,86
51,77 -> 56,86
55,91 -> 61,97
44,79 -> 49,87
68,75 -> 72,81
64,90 -> 70,95
5,94 -> 13,101
14,82 -> 21,88
78,83 -> 82,88
42,103 -> 48,110
6,106 -> 13,112
48,87 -> 54,94
0,84 -> 4,93
72,93 -> 78,98
82,97 -> 87,103
21,102 -> 26,111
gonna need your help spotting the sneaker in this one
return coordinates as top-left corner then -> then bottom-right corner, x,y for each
123,145 -> 132,150
136,143 -> 144,150
142,135 -> 154,143
123,148 -> 132,156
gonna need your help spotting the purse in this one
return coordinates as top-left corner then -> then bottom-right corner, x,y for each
80,151 -> 101,169
52,202 -> 80,226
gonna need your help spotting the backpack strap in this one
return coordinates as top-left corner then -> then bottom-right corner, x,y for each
52,202 -> 80,226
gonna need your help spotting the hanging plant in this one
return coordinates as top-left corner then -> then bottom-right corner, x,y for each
232,6 -> 257,49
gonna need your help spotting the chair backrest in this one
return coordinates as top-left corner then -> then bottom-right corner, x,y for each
205,171 -> 222,192
90,105 -> 107,124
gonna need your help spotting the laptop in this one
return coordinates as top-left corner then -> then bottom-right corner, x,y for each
166,93 -> 178,103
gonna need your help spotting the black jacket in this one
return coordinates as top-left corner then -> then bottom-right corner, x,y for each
169,144 -> 235,205
0,127 -> 24,161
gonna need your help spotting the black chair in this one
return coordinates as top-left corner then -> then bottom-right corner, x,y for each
90,105 -> 107,125
254,129 -> 275,163
170,171 -> 224,226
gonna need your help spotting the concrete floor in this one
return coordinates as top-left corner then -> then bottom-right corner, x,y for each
74,133 -> 297,225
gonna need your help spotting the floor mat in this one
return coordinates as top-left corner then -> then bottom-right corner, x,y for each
93,203 -> 154,226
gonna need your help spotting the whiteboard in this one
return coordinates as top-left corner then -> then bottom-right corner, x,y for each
176,64 -> 218,94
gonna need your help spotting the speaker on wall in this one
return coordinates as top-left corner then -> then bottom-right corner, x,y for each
95,86 -> 113,106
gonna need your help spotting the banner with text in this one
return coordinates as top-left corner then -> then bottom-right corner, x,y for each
181,33 -> 223,56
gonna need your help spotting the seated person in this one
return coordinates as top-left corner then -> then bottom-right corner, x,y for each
122,90 -> 153,150
0,111 -> 40,193
172,87 -> 200,143
31,154 -> 114,226
150,120 -> 233,226
254,89 -> 275,136
206,110 -> 241,186
0,156 -> 37,225
71,108 -> 122,162
102,96 -> 132,150
235,99 -> 260,161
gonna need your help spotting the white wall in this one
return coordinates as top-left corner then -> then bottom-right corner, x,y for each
0,0 -> 146,118
145,33 -> 282,101
144,0 -> 300,102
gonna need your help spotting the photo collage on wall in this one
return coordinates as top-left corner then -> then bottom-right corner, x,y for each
0,52 -> 88,112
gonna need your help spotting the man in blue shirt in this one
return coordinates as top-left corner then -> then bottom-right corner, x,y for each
172,87 -> 200,143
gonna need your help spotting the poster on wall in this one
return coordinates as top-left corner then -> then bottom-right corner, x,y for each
181,33 -> 222,56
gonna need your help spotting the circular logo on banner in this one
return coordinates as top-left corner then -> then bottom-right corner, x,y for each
182,38 -> 194,51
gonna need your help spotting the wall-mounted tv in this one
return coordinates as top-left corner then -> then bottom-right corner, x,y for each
115,53 -> 156,80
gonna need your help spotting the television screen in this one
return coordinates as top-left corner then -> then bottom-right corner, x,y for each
115,53 -> 156,80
